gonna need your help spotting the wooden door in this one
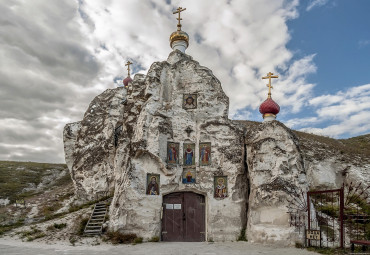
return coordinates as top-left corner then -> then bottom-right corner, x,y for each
162,192 -> 205,242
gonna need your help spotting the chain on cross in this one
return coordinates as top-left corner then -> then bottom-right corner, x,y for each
125,61 -> 133,77
173,7 -> 186,31
262,72 -> 279,98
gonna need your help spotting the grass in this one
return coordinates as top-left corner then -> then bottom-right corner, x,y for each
47,223 -> 67,231
0,161 -> 70,203
237,227 -> 247,241
77,217 -> 89,236
18,227 -> 46,241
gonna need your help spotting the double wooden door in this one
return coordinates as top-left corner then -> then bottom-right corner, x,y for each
162,192 -> 205,242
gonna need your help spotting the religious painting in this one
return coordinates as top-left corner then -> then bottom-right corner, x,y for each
183,94 -> 197,110
182,168 -> 196,184
183,143 -> 195,166
167,142 -> 179,165
199,142 -> 211,166
146,174 -> 160,195
214,176 -> 228,198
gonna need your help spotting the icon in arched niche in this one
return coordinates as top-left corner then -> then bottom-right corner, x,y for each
183,94 -> 197,109
199,142 -> 211,166
214,176 -> 227,198
167,142 -> 179,165
146,174 -> 160,195
182,168 -> 196,184
183,143 -> 195,166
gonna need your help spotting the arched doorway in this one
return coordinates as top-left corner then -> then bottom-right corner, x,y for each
162,192 -> 205,242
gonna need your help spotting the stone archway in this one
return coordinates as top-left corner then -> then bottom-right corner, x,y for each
161,192 -> 205,242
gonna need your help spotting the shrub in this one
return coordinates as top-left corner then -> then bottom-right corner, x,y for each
133,237 -> 143,244
53,223 -> 67,229
148,236 -> 160,242
106,231 -> 137,244
77,218 -> 89,236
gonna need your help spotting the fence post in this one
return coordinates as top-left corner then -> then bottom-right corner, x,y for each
340,187 -> 344,249
307,192 -> 310,247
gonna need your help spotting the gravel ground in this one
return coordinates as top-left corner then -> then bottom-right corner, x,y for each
0,239 -> 319,255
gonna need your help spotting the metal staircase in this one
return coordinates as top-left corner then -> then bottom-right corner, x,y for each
84,200 -> 109,236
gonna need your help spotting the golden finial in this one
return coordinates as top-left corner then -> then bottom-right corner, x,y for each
262,72 -> 279,98
125,61 -> 133,77
173,7 -> 186,31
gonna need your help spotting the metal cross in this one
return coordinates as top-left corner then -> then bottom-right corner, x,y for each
125,61 -> 133,77
185,126 -> 193,137
173,7 -> 186,31
262,72 -> 279,98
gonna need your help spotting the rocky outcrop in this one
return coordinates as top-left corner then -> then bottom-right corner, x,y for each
63,88 -> 126,200
243,121 -> 307,245
64,50 -> 247,241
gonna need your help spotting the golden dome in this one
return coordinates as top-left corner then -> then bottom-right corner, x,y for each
170,30 -> 189,48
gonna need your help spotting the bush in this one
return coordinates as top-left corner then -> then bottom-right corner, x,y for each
133,237 -> 143,244
148,236 -> 160,242
54,223 -> 67,229
106,231 -> 138,244
77,218 -> 89,236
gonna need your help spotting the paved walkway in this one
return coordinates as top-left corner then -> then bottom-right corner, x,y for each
0,239 -> 318,255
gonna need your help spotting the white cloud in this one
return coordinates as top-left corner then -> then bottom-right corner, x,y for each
0,0 -> 364,163
288,84 -> 370,138
306,0 -> 330,11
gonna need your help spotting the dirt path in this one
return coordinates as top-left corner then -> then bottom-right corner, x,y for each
0,238 -> 319,255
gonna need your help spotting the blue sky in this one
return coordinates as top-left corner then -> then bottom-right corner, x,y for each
277,0 -> 370,137
288,0 -> 370,93
0,0 -> 370,163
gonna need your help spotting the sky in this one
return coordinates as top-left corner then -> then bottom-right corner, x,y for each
0,0 -> 370,163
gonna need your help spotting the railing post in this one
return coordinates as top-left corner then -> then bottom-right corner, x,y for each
340,187 -> 344,249
307,192 -> 310,247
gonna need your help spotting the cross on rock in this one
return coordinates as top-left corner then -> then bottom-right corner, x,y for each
125,61 -> 133,77
262,72 -> 279,98
173,7 -> 186,31
185,126 -> 193,137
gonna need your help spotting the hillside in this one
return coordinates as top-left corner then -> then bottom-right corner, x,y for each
0,161 -> 71,205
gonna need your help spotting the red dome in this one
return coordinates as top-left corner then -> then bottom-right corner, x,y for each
123,76 -> 133,87
259,98 -> 280,115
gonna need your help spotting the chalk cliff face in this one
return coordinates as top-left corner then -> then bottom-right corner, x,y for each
244,121 -> 308,245
63,50 -> 369,244
64,50 -> 247,241
63,88 -> 126,200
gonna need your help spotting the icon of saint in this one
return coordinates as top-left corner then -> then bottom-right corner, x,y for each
184,144 -> 194,165
147,176 -> 159,195
215,178 -> 227,198
200,144 -> 210,164
186,170 -> 192,183
168,144 -> 177,163
184,95 -> 196,109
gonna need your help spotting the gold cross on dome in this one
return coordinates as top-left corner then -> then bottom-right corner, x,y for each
173,7 -> 186,31
125,61 -> 133,77
262,72 -> 279,98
